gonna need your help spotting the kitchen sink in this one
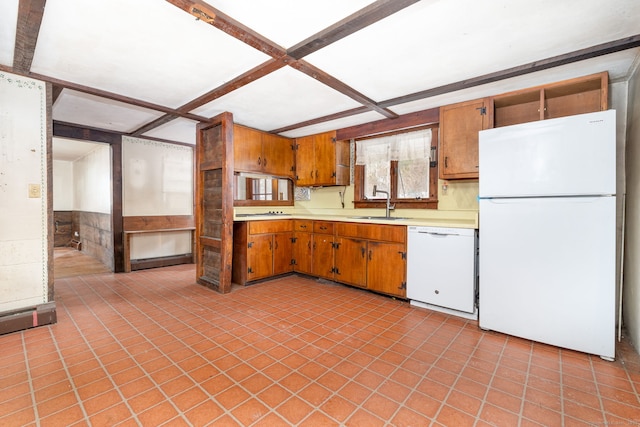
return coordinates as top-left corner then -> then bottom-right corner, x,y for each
349,216 -> 409,221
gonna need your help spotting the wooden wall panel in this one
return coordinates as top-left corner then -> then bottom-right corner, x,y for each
196,112 -> 234,293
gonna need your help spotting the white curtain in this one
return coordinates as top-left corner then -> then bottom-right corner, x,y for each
356,129 -> 432,164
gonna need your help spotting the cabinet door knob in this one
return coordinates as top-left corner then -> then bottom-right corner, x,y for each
258,157 -> 262,165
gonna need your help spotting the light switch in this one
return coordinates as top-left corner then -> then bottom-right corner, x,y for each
28,184 -> 41,198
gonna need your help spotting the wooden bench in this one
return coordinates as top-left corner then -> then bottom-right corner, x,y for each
123,215 -> 195,273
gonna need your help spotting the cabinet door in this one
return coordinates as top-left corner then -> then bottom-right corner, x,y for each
273,232 -> 293,275
334,237 -> 367,288
312,234 -> 334,280
293,232 -> 312,274
314,131 -> 337,185
248,234 -> 273,281
439,99 -> 488,180
295,135 -> 316,186
367,241 -> 406,297
263,133 -> 294,178
234,125 -> 264,173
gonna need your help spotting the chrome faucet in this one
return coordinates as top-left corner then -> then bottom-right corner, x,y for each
373,185 -> 394,218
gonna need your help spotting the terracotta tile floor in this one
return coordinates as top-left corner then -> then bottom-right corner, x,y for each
1,265 -> 640,426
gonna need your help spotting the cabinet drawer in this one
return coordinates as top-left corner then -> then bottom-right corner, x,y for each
313,221 -> 334,234
336,222 -> 406,243
249,220 -> 292,234
293,220 -> 312,232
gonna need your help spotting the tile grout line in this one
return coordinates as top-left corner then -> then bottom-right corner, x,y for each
516,340 -> 534,427
22,333 -> 41,427
559,351 -> 567,427
470,332 -> 509,427
417,319 -> 478,425
589,355 -> 608,426
44,321 -> 91,423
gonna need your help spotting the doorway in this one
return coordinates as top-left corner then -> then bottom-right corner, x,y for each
53,138 -> 113,277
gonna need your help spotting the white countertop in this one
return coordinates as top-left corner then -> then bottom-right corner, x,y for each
233,211 -> 478,229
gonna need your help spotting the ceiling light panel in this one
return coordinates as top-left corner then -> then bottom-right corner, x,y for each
206,0 -> 376,48
305,0 -> 640,103
0,0 -> 19,66
191,67 -> 363,132
142,117 -> 199,145
31,0 -> 270,108
53,89 -> 165,133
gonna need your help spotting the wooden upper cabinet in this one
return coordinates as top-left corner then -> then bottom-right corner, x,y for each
438,72 -> 608,181
233,125 -> 263,172
491,72 -> 609,128
295,130 -> 350,187
233,124 -> 294,179
439,98 -> 489,180
262,133 -> 295,178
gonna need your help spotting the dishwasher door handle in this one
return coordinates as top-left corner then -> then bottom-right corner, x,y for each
418,231 -> 450,237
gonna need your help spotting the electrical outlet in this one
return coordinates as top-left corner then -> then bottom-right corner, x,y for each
28,184 -> 41,198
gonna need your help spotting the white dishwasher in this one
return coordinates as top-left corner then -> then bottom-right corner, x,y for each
407,226 -> 478,319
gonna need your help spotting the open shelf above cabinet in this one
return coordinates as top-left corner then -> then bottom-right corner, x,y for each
490,72 -> 608,128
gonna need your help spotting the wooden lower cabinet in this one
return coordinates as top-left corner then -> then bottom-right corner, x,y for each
248,234 -> 273,281
335,222 -> 407,298
232,220 -> 293,285
334,237 -> 367,288
366,241 -> 407,296
312,233 -> 335,280
292,231 -> 312,275
273,232 -> 293,276
234,219 -> 407,298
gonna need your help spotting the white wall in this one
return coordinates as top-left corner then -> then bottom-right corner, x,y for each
53,160 -> 74,211
122,136 -> 193,216
623,62 -> 640,352
130,231 -> 193,259
73,144 -> 111,214
122,137 -> 194,260
0,72 -> 49,312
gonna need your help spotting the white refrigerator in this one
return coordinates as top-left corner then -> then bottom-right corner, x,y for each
478,110 -> 616,360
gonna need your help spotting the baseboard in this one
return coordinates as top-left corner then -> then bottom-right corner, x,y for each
0,302 -> 57,335
130,254 -> 193,271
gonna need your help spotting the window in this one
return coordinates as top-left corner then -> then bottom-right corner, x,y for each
354,126 -> 438,209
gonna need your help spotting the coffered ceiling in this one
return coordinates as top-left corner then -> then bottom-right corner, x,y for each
2,0 -> 640,149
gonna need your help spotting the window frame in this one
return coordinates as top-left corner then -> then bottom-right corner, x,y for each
354,126 -> 439,210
